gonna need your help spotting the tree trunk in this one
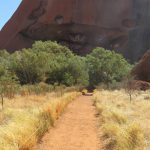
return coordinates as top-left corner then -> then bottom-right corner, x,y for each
1,94 -> 4,110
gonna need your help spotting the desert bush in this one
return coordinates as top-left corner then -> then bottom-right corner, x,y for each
126,123 -> 144,150
86,47 -> 132,88
0,56 -> 18,108
37,109 -> 54,140
45,51 -> 89,86
93,90 -> 144,150
32,40 -> 73,57
19,83 -> 54,96
1,41 -> 132,89
102,123 -> 143,150
8,41 -> 89,87
0,74 -> 18,98
62,56 -> 89,86
110,110 -> 127,124
10,49 -> 49,84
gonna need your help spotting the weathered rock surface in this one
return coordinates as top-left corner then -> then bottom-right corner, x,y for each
133,50 -> 150,83
1,0 -> 150,62
128,80 -> 150,91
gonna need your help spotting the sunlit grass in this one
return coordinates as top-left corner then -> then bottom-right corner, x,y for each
94,89 -> 150,150
0,91 -> 80,150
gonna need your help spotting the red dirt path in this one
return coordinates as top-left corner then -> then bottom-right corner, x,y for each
33,96 -> 101,150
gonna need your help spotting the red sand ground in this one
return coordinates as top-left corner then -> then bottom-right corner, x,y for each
33,96 -> 101,150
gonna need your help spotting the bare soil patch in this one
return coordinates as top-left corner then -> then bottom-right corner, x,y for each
33,96 -> 101,150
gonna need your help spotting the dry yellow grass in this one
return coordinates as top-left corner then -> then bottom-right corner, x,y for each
0,91 -> 80,150
94,89 -> 150,150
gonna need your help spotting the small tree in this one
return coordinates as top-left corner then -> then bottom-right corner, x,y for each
124,75 -> 136,102
0,72 -> 18,109
86,47 -> 132,89
63,56 -> 89,86
10,49 -> 49,84
32,40 -> 73,57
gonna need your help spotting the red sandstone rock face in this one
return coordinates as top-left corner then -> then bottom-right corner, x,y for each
128,80 -> 150,91
133,50 -> 150,82
1,0 -> 150,62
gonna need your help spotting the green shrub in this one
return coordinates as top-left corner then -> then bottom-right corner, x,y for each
86,47 -> 132,88
0,41 -> 132,90
10,49 -> 49,84
0,52 -> 19,108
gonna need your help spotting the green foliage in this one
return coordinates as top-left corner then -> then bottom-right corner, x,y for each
31,41 -> 88,86
0,73 -> 18,98
86,47 -> 132,88
7,41 -> 88,87
64,56 -> 89,86
32,40 -> 73,57
46,55 -> 89,86
0,51 -> 18,108
0,41 -> 132,90
10,49 -> 49,84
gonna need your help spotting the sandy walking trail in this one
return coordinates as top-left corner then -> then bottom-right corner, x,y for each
33,96 -> 101,150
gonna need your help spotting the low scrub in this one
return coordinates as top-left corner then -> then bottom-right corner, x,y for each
0,91 -> 80,150
93,90 -> 146,150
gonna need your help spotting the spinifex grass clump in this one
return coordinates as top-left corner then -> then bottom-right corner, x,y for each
93,90 -> 145,150
0,91 -> 80,150
19,83 -> 54,96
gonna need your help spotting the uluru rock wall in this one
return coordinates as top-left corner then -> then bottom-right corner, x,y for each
133,50 -> 150,82
1,0 -> 150,62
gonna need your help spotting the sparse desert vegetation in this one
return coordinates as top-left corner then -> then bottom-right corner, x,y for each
1,40 -> 144,150
0,86 -> 80,150
2,2 -> 150,149
94,89 -> 150,150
